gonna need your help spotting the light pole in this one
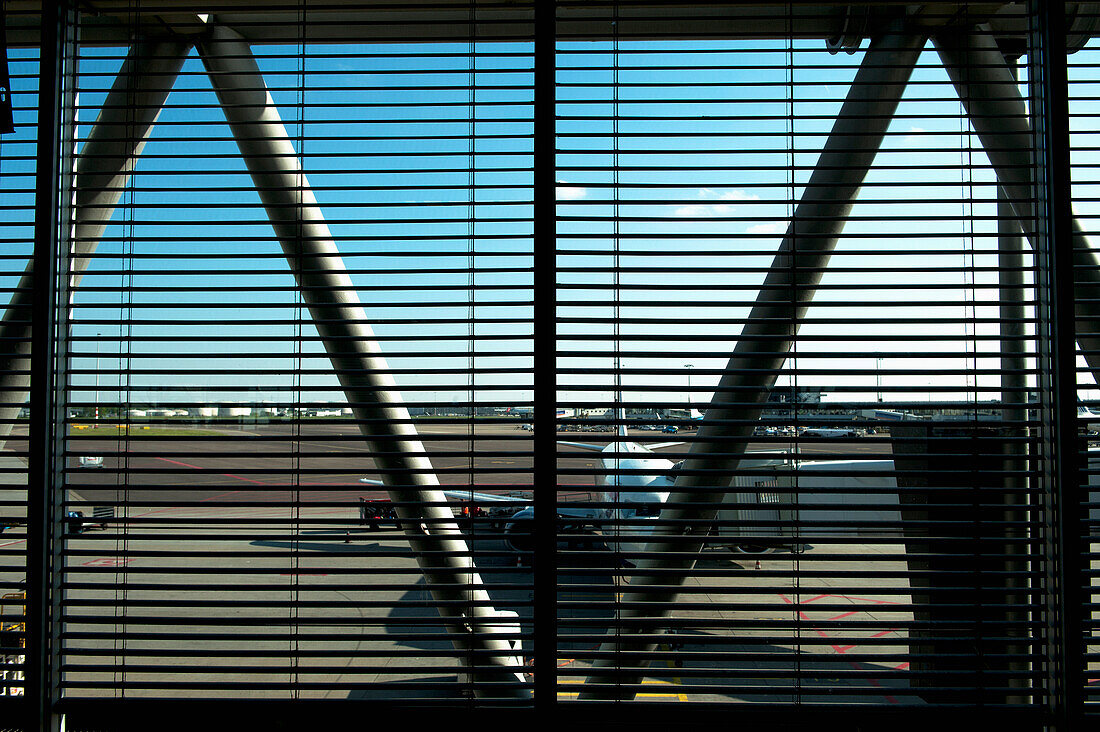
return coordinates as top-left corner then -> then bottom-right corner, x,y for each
94,332 -> 101,422
876,356 -> 884,404
684,364 -> 694,409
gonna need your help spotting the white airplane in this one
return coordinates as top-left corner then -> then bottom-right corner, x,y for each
360,410 -> 819,556
1079,405 -> 1100,435
360,415 -> 684,554
800,426 -> 859,438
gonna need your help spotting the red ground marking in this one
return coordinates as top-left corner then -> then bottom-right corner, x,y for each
127,457 -> 267,517
828,611 -> 858,621
776,591 -> 900,704
154,456 -> 270,485
808,593 -> 899,606
81,558 -> 133,567
132,488 -> 244,519
199,490 -> 244,502
0,539 -> 25,548
857,667 -> 898,703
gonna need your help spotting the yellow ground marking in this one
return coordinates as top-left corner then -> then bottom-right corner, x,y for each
557,675 -> 688,701
664,658 -> 687,701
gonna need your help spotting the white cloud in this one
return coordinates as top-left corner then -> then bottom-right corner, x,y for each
674,188 -> 760,216
746,223 -> 782,235
675,205 -> 710,217
556,186 -> 587,200
903,126 -> 927,144
697,187 -> 759,202
718,189 -> 759,202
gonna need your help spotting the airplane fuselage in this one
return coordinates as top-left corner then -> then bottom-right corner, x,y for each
591,441 -> 673,554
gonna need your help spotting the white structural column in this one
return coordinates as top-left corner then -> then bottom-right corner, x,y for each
933,26 -> 1100,379
579,29 -> 926,700
0,39 -> 192,444
195,24 -> 526,696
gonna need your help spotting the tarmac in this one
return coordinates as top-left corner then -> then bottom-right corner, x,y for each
0,424 -> 1064,703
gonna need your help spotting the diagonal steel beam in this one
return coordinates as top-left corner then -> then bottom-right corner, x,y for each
933,25 -> 1100,382
195,23 -> 527,697
579,28 -> 927,700
0,38 -> 193,445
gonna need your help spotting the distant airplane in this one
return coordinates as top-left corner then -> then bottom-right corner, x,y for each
799,427 -> 859,438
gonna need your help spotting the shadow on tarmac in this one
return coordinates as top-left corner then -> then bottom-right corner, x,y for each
248,532 -> 910,705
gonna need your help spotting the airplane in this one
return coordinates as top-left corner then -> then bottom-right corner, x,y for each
799,426 -> 859,438
1078,405 -> 1100,435
358,408 -> 836,558
649,408 -> 702,432
359,409 -> 829,557
360,412 -> 686,554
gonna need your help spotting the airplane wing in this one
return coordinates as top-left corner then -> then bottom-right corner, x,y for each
363,480 -> 602,521
445,494 -> 601,520
557,441 -> 607,452
442,489 -> 531,504
646,442 -> 685,451
441,491 -> 602,520
360,479 -> 533,506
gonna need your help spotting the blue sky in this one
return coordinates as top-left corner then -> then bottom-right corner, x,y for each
4,35 -> 1087,412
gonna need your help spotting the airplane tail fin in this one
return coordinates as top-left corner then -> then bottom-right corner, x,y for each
613,357 -> 628,438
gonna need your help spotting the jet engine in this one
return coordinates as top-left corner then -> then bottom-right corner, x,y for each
502,507 -> 535,553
